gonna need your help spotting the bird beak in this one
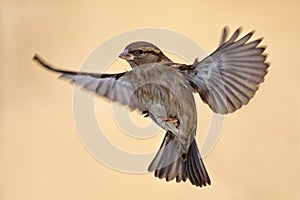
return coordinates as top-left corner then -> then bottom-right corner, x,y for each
119,49 -> 134,61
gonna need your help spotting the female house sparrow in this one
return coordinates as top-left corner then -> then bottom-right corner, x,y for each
33,27 -> 269,187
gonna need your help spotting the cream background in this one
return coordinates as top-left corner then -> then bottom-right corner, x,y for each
0,0 -> 299,199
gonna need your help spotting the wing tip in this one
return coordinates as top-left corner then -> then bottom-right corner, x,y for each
32,53 -> 40,62
32,54 -> 62,73
32,53 -> 46,66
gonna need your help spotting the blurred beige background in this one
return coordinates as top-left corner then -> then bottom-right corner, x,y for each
1,0 -> 299,199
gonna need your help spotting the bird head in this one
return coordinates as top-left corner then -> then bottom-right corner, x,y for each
119,41 -> 172,68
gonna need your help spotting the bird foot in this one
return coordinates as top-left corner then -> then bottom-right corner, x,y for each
163,117 -> 180,129
142,110 -> 149,118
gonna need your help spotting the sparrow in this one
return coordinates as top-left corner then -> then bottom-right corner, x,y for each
33,27 -> 269,187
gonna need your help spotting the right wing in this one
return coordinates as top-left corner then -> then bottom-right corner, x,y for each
33,54 -> 141,110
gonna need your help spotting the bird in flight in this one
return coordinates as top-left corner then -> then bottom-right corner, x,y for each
33,27 -> 269,187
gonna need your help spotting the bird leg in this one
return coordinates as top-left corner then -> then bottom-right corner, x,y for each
142,110 -> 149,118
163,117 -> 180,129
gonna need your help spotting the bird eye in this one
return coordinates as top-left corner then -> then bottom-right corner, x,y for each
138,49 -> 144,55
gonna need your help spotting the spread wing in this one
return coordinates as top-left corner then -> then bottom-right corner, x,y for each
33,54 -> 141,110
181,27 -> 269,114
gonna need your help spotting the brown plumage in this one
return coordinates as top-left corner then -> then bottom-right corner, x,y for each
119,41 -> 172,67
33,27 -> 269,187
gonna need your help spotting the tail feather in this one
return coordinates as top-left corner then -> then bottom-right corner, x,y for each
148,131 -> 211,187
176,161 -> 187,182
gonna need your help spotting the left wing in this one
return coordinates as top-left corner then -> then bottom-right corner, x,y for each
33,54 -> 141,110
180,27 -> 269,114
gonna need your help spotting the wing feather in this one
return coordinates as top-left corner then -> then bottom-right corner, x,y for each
181,28 -> 269,114
33,54 -> 141,111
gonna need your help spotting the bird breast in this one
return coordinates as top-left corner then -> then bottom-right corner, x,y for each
126,63 -> 197,136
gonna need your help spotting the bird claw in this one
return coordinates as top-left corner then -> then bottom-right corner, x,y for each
163,117 -> 180,129
142,110 -> 149,118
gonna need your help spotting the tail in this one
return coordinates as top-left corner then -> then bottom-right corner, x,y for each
148,131 -> 211,187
